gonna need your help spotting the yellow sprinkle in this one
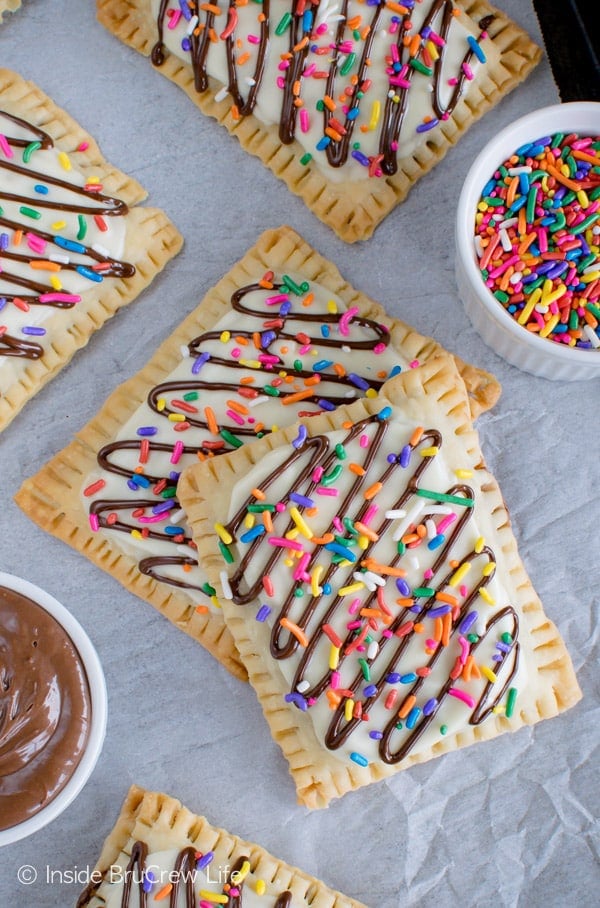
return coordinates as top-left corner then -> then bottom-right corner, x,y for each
540,284 -> 566,306
284,558 -> 294,567
419,446 -> 439,457
426,38 -> 439,60
369,99 -> 381,130
50,275 -> 62,290
517,286 -> 542,324
199,894 -> 228,905
474,536 -> 485,553
311,564 -> 324,597
210,595 -> 222,609
455,469 -> 473,479
214,523 -> 233,544
157,397 -> 166,411
244,513 -> 255,528
220,330 -> 231,343
365,388 -> 378,398
284,526 -> 299,540
449,562 -> 471,587
255,880 -> 266,896
329,645 -> 340,671
51,220 -> 66,230
238,358 -> 261,369
327,299 -> 337,314
577,189 -> 589,209
344,697 -> 354,721
130,529 -> 143,540
290,506 -> 313,539
232,860 -> 251,884
479,587 -> 495,605
358,535 -> 370,550
581,270 -> 600,284
168,413 -> 185,422
58,151 -> 71,171
539,313 -> 560,338
492,705 -> 504,714
482,561 -> 496,576
481,665 -> 497,683
338,581 -> 365,596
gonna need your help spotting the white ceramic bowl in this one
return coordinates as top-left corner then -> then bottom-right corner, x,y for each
456,102 -> 600,381
0,572 -> 107,846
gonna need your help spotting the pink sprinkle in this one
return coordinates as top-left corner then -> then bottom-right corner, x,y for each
268,537 -> 303,550
382,629 -> 393,638
278,60 -> 290,71
330,671 -> 341,689
459,584 -> 468,597
138,513 -> 168,524
265,293 -> 289,305
38,293 -> 80,304
300,108 -> 310,133
294,552 -> 311,581
362,505 -> 378,525
462,62 -> 474,80
349,598 -> 362,615
458,635 -> 470,665
303,63 -> 316,78
409,359 -> 420,369
263,575 -> 274,596
347,620 -> 362,630
390,43 -> 399,63
448,687 -> 475,708
0,134 -> 13,158
436,513 -> 456,534
248,34 -> 260,44
429,30 -> 445,47
299,344 -> 311,354
316,486 -> 338,496
312,466 -> 324,482
425,638 -> 438,649
423,568 -> 434,580
170,441 -> 185,464
276,76 -> 285,89
226,408 -> 245,426
231,347 -> 241,358
339,306 -> 359,336
89,513 -> 99,532
360,434 -> 369,448
333,516 -> 344,533
275,502 -> 286,512
373,342 -> 387,354
167,9 -> 182,28
447,77 -> 458,86
76,141 -> 89,152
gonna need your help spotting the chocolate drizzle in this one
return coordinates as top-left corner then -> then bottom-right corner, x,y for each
77,843 -> 292,907
221,413 -> 521,764
90,277 -> 394,595
152,0 -> 494,175
0,110 -> 134,359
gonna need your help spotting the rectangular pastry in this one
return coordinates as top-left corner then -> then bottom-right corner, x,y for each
97,0 -> 541,242
15,226 -> 500,679
0,67 -> 182,433
178,353 -> 581,807
76,785 -> 365,907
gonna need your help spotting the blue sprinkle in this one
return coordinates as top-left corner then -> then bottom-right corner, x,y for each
320,324 -> 330,337
467,34 -> 486,62
0,297 -> 7,310
322,583 -> 332,595
34,184 -> 49,195
256,604 -> 271,622
377,406 -> 392,420
350,752 -> 369,767
164,526 -> 184,536
519,172 -> 530,194
364,684 -> 378,697
240,525 -> 266,543
348,372 -> 370,390
302,10 -> 313,30
388,364 -> 402,378
316,136 -> 331,151
400,673 -> 417,684
54,236 -> 86,253
387,453 -> 397,464
347,108 -> 360,121
496,641 -> 511,653
325,542 -> 356,561
427,533 -> 445,550
406,706 -> 421,730
130,474 -> 150,489
416,119 -> 439,134
317,398 -> 336,411
313,359 -> 334,371
76,265 -> 103,283
137,426 -> 158,436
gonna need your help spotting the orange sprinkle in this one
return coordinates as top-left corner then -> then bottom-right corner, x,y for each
195,605 -> 209,615
517,205 -> 527,236
413,622 -> 424,633
364,481 -> 382,500
396,597 -> 414,608
441,612 -> 452,647
280,617 -> 309,647
435,591 -> 458,606
13,229 -> 23,246
304,375 -> 321,386
231,103 -> 240,120
200,2 -> 222,12
29,260 -> 61,271
209,26 -> 218,42
311,533 -> 335,545
517,233 -> 537,255
342,420 -> 353,429
572,148 -> 600,165
302,292 -> 314,307
281,388 -> 315,405
327,689 -> 342,709
155,883 -> 173,901
348,463 -> 366,476
226,399 -> 249,416
262,510 -> 273,533
293,79 -> 301,96
252,487 -> 265,500
323,95 -> 336,111
239,376 -> 255,384
433,617 -> 443,642
409,426 -> 424,446
362,559 -> 406,577
347,15 -> 362,27
354,522 -> 379,541
546,164 -> 586,192
506,175 -> 519,207
409,33 -> 421,56
204,406 -> 219,435
398,694 -> 416,719
333,362 -> 346,377
293,36 -> 309,52
325,127 -> 343,142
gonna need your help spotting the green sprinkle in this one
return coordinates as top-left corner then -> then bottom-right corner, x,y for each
484,197 -> 505,207
524,276 -> 544,292
316,100 -> 325,111
282,274 -> 309,295
220,429 -> 244,448
219,540 -> 234,563
550,133 -> 564,148
589,186 -> 600,201
395,721 -> 403,730
201,582 -> 216,596
77,214 -> 87,241
343,517 -> 358,536
294,587 -> 304,597
275,11 -> 291,35
409,58 -> 432,76
300,152 -> 312,166
353,29 -> 361,41
183,391 -> 199,401
501,632 -> 513,645
321,464 -> 343,486
23,140 -> 41,163
467,633 -> 479,643
358,658 -> 370,681
293,359 -> 303,372
586,302 -> 600,320
505,687 -> 518,718
548,211 -> 566,233
263,384 -> 279,396
247,503 -> 275,513
526,186 -> 537,223
19,206 -> 41,220
494,290 -> 510,304
161,486 -> 177,499
335,443 -> 346,460
413,587 -> 435,598
340,52 -> 356,76
397,541 -> 406,556
416,488 -> 475,508
572,212 -> 599,233
440,724 -> 448,735
579,253 -> 597,270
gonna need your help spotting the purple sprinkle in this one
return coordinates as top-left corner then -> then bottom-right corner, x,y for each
285,692 -> 308,711
416,118 -> 439,133
396,578 -> 410,596
423,698 -> 438,717
292,424 -> 308,449
256,604 -> 271,622
290,491 -> 314,507
142,870 -> 155,893
152,499 -> 175,515
364,684 -> 378,697
496,641 -> 511,653
261,330 -> 276,347
168,470 -> 180,481
318,398 -> 336,411
192,351 -> 210,374
428,605 -> 451,618
492,653 -> 503,662
0,297 -> 6,311
348,372 -> 370,390
386,672 -> 401,684
387,453 -> 397,464
0,234 -> 8,250
369,730 -> 384,740
459,611 -> 478,634
181,37 -> 191,51
137,426 -> 158,436
351,149 -> 370,167
22,326 -> 46,336
197,852 -> 214,870
127,479 -> 138,491
279,300 -> 292,316
400,445 -> 411,468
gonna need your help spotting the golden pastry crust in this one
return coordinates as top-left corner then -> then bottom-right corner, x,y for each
76,784 -> 366,907
0,67 -> 183,433
96,0 -> 541,242
15,227 -> 501,681
179,353 -> 581,808
0,0 -> 21,22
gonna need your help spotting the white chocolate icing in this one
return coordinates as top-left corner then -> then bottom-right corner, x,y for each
151,0 -> 496,183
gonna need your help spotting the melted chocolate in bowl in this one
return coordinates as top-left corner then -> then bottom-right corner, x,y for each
0,584 -> 92,831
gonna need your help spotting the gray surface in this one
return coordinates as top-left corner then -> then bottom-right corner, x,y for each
0,1 -> 598,906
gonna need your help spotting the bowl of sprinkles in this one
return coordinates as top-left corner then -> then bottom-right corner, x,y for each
456,102 -> 600,380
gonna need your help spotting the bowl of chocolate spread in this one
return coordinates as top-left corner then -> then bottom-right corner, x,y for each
0,572 -> 107,845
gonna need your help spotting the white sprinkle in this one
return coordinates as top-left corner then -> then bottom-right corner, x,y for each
245,77 -> 256,86
186,14 -> 199,35
425,518 -> 436,540
583,263 -> 600,274
341,345 -> 351,353
385,508 -> 406,519
499,217 -> 518,229
410,556 -> 420,571
219,570 -> 233,600
248,395 -> 269,408
180,344 -> 191,358
499,228 -> 512,252
296,679 -> 310,693
392,501 -> 424,541
583,324 -> 600,348
169,508 -> 186,524
344,390 -> 357,398
361,570 -> 386,588
354,570 -> 376,591
49,253 -> 69,264
214,86 -> 229,103
509,271 -> 522,285
367,641 -> 379,660
507,165 -> 532,175
474,235 -> 485,258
